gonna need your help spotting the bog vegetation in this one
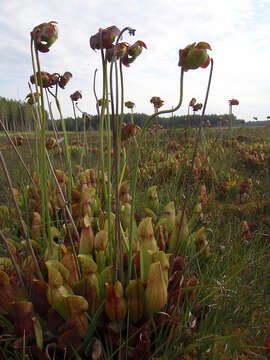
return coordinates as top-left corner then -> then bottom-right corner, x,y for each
0,22 -> 269,360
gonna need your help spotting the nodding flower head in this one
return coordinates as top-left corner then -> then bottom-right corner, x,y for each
192,103 -> 203,112
70,91 -> 82,102
150,96 -> 164,109
105,42 -> 129,62
189,98 -> 196,107
30,72 -> 63,89
229,99 -> 239,106
31,21 -> 58,53
25,92 -> 40,105
121,123 -> 139,142
178,42 -> 211,71
59,72 -> 72,89
125,101 -> 135,109
90,26 -> 121,50
30,72 -> 52,88
97,98 -> 110,107
121,40 -> 147,67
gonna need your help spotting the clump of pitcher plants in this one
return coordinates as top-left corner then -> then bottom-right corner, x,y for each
0,20 -> 215,359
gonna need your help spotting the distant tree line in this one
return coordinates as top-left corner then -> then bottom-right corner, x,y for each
1,96 -> 270,132
48,113 -> 262,132
0,96 -> 38,131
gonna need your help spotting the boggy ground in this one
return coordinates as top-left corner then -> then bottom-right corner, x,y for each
0,125 -> 270,359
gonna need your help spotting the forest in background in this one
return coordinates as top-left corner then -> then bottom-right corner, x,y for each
1,96 -> 269,132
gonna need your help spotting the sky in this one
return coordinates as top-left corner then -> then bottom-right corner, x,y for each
0,0 -> 270,122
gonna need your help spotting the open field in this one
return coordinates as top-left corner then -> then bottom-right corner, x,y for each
0,125 -> 270,359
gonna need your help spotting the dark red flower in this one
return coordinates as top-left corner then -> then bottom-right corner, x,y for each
70,91 -> 82,102
30,72 -> 50,88
31,21 -> 58,53
121,40 -> 147,67
189,98 -> 196,107
59,72 -> 72,89
90,26 -> 121,50
50,72 -> 60,86
125,101 -> 135,109
192,103 -> 203,112
229,98 -> 239,106
150,96 -> 164,109
121,123 -> 139,141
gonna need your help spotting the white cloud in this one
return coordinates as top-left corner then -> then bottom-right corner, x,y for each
0,0 -> 270,121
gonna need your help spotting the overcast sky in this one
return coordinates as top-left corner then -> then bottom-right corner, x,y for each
0,0 -> 270,121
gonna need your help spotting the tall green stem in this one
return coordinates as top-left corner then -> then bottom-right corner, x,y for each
55,95 -> 73,205
175,59 -> 214,255
31,42 -> 52,247
127,69 -> 185,281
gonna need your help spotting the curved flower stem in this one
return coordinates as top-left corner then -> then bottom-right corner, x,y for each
119,61 -> 125,141
93,69 -> 102,173
105,64 -> 113,266
118,60 -> 126,190
109,27 -> 136,282
44,89 -> 65,170
229,102 -> 233,163
99,42 -> 108,206
71,99 -> 80,148
109,59 -> 120,282
175,59 -> 214,255
97,31 -> 112,264
130,108 -> 134,124
127,68 -> 185,281
31,42 -> 52,247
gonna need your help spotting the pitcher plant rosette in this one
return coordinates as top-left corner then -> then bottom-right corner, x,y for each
0,21 -> 217,359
